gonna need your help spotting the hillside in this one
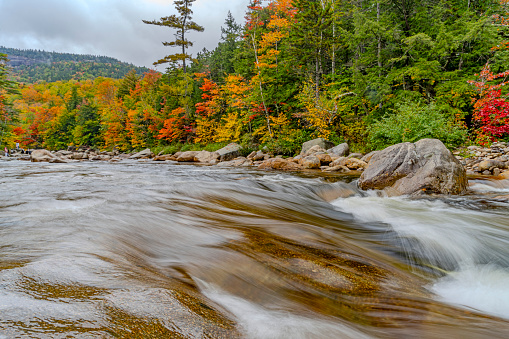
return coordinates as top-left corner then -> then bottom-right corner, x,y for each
0,46 -> 150,83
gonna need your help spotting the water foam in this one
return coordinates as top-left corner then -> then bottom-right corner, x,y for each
198,280 -> 372,339
332,195 -> 509,320
431,264 -> 509,319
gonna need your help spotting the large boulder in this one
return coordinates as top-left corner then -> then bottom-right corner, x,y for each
358,139 -> 467,195
31,149 -> 59,163
217,143 -> 241,162
299,156 -> 321,169
301,138 -> 335,155
130,148 -> 154,159
327,143 -> 350,157
194,151 -> 220,164
177,151 -> 199,162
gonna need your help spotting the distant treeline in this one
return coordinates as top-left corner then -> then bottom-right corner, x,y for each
0,46 -> 150,83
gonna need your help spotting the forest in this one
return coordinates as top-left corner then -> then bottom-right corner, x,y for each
0,47 -> 149,83
2,0 -> 509,155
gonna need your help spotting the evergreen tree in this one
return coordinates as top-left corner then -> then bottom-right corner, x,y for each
143,0 -> 204,73
289,0 -> 333,97
117,69 -> 140,99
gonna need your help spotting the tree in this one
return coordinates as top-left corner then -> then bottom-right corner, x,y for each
468,0 -> 509,143
143,0 -> 204,73
117,69 -> 140,99
289,0 -> 333,98
0,53 -> 19,147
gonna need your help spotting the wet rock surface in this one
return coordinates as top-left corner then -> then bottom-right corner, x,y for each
359,139 -> 467,196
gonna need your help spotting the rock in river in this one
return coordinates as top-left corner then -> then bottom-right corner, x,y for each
129,148 -> 154,159
217,143 -> 241,162
31,149 -> 68,163
258,158 -> 301,171
358,139 -> 467,195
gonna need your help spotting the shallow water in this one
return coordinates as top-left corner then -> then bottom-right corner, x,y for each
1,160 -> 509,338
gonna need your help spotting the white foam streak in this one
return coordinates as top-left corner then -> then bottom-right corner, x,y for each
432,265 -> 509,319
332,195 -> 509,320
331,196 -> 509,266
198,280 -> 372,339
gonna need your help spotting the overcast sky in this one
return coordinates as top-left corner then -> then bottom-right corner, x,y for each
0,0 -> 249,69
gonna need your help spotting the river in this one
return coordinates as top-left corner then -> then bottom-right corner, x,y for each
1,160 -> 509,338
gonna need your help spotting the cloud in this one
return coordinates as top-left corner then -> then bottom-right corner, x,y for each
0,0 -> 249,68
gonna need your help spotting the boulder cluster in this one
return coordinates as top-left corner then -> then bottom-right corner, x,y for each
7,137 -> 509,196
455,142 -> 509,176
28,148 -> 133,163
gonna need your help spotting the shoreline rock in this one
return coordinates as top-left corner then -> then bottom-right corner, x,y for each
358,139 -> 467,196
16,138 -> 509,197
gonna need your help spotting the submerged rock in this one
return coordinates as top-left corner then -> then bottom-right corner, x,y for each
359,139 -> 467,195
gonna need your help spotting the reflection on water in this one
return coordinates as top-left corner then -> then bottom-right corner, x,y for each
1,161 -> 509,338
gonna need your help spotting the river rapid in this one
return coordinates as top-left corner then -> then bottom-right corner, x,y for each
1,161 -> 509,338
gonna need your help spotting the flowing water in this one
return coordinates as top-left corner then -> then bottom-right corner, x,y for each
1,160 -> 509,338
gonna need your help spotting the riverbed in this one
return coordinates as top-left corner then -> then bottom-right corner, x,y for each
1,160 -> 509,338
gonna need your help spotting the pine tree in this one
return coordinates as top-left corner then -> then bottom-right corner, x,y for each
289,0 -> 333,98
117,69 -> 140,99
143,0 -> 204,73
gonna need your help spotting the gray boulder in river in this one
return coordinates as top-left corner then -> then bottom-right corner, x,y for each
358,139 -> 467,195
216,143 -> 241,162
129,148 -> 154,159
31,149 -> 68,163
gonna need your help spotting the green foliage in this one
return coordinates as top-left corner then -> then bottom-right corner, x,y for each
203,142 -> 229,152
153,143 -> 184,155
368,101 -> 467,150
1,46 -> 148,83
262,129 -> 312,156
4,0 -> 508,152
152,142 -> 229,155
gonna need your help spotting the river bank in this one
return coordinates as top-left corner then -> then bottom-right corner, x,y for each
3,139 -> 509,180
